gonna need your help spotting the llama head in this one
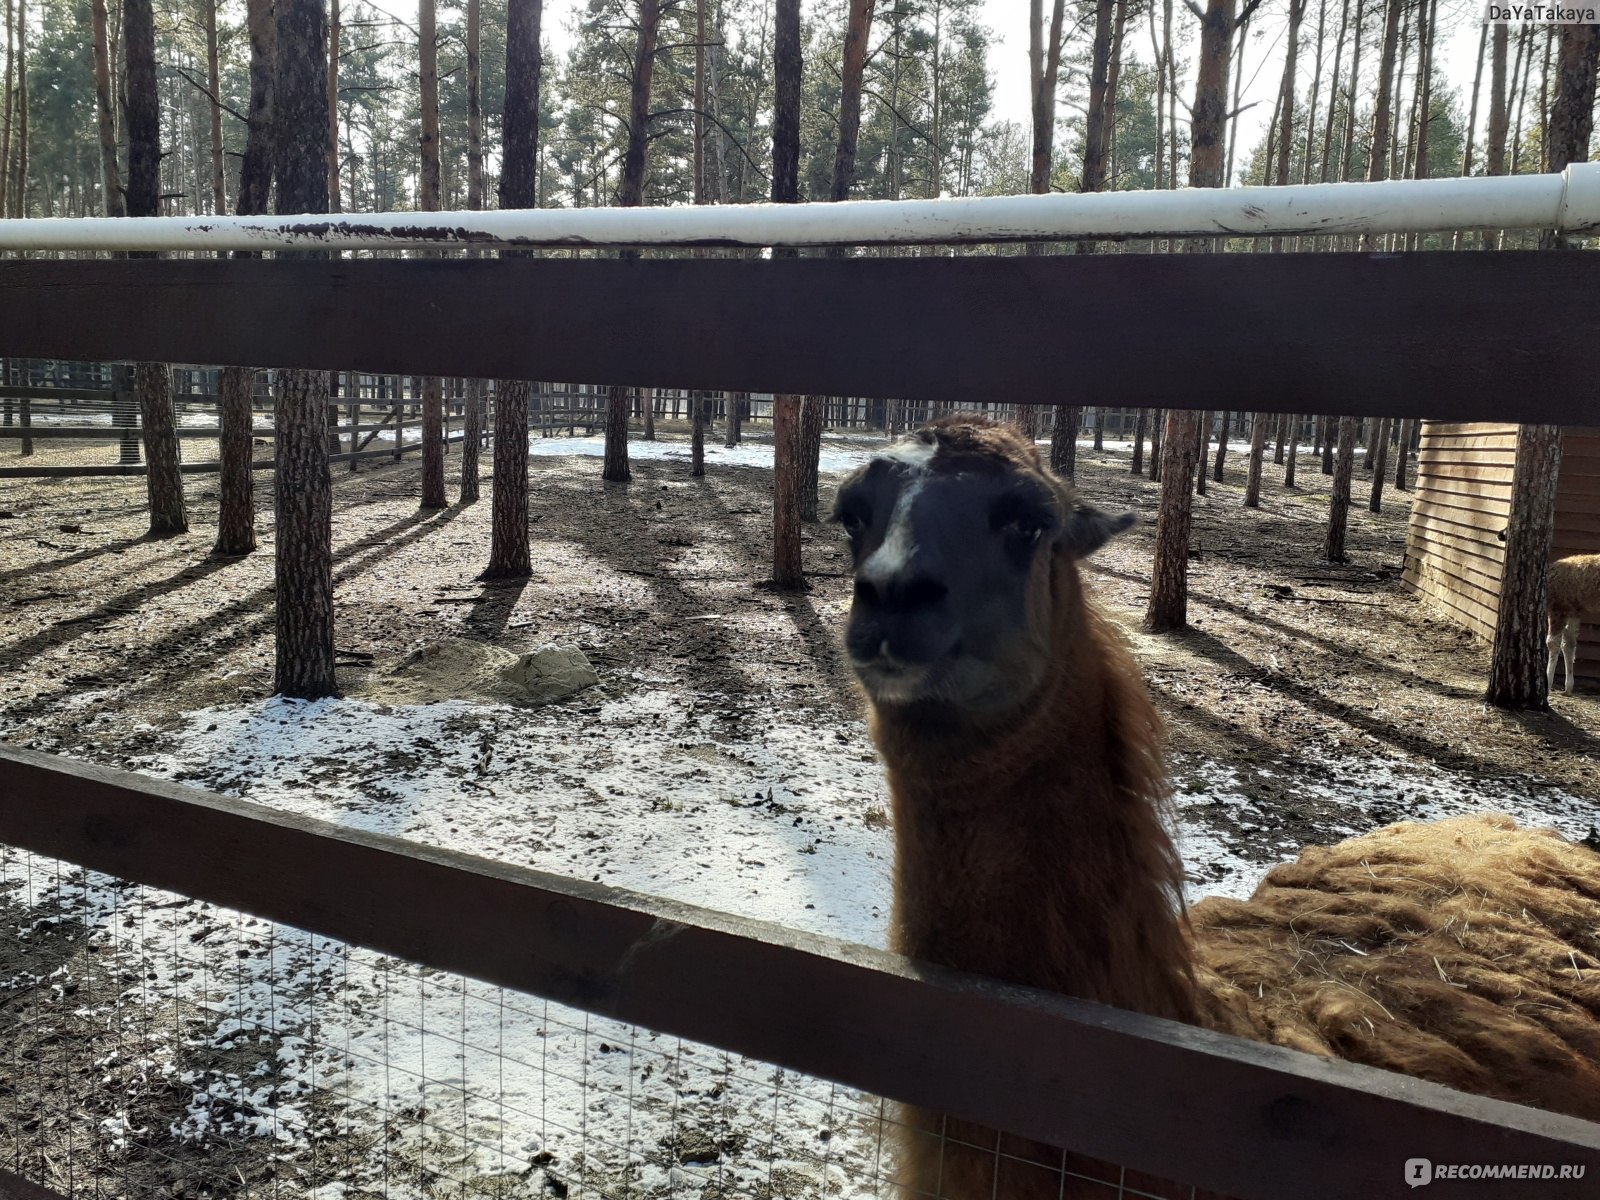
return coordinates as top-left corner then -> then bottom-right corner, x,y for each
830,416 -> 1135,715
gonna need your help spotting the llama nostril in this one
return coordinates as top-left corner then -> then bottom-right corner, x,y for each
899,577 -> 949,611
854,578 -> 880,607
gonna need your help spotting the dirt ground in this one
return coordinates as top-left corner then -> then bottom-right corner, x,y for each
4,422 -> 1600,834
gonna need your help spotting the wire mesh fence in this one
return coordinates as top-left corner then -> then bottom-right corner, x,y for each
0,842 -> 1207,1200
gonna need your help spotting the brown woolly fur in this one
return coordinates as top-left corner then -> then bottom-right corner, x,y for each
841,417 -> 1600,1200
1193,815 -> 1600,1118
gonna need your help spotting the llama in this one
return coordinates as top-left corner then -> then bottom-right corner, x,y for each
832,417 -> 1600,1200
1548,554 -> 1600,694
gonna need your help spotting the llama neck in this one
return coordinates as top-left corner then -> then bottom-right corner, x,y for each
872,567 -> 1198,1024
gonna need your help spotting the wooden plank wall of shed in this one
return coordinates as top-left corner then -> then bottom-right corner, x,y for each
1404,423 -> 1600,690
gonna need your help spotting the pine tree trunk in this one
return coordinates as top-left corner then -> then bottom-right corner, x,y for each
725,391 -> 743,447
1301,0 -> 1327,192
1224,9 -> 1251,188
1145,409 -> 1199,632
457,0 -> 483,504
272,0 -> 336,699
1189,0 -> 1235,191
1507,26 -> 1534,179
1081,0 -> 1115,197
1368,417 -> 1390,512
123,0 -> 157,218
603,385 -> 633,482
274,365 -> 336,698
1194,410 -> 1209,495
1021,0 -> 1066,332
1131,408 -> 1147,474
798,397 -> 824,517
768,0 -> 804,586
418,0 -> 446,507
486,0 -> 543,576
459,378 -> 483,503
1244,412 -> 1268,507
204,0 -> 225,212
238,0 -> 275,215
1325,416 -> 1357,562
1269,0 -> 1305,252
326,0 -> 341,210
1284,417 -> 1299,488
91,0 -> 124,217
1028,0 -> 1067,196
1319,0 -> 1350,183
1411,0 -> 1436,183
692,390 -> 707,478
1212,410 -> 1229,482
1050,406 -> 1080,478
1149,407 -> 1164,481
466,0 -> 482,211
124,0 -> 185,536
8,0 -> 25,215
2,0 -> 13,218
1103,0 -> 1128,185
1487,425 -> 1563,709
1051,0 -> 1114,459
772,396 -> 805,587
137,362 -> 185,533
214,0 -> 275,556
215,368 -> 258,553
1481,25 -> 1510,249
1393,417 -> 1412,491
799,0 -> 862,508
602,0 -> 662,485
422,375 -> 446,507
1357,0 -> 1402,249
488,380 -> 531,575
831,0 -> 875,205
1538,25 -> 1599,250
1322,417 -> 1335,472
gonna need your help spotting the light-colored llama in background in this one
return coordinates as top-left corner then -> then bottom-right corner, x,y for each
1547,554 -> 1600,694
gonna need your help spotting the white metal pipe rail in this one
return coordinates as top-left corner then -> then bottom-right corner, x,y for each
1,165 -> 1597,252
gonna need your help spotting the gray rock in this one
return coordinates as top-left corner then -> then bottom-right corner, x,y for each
498,644 -> 599,705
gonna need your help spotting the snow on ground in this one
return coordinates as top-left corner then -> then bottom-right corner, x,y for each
527,433 -> 876,476
1175,750 -> 1600,901
5,683 -> 900,1196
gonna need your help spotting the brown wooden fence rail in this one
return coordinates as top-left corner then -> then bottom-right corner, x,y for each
0,745 -> 1596,1199
2,254 -> 1599,422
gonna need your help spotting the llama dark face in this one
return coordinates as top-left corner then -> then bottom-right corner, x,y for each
831,421 -> 1134,715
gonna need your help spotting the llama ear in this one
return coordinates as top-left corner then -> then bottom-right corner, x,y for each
1058,506 -> 1137,558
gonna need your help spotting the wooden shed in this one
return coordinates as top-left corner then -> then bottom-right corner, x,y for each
1404,423 -> 1600,690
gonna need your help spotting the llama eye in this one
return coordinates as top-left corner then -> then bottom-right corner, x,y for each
1010,520 -> 1044,543
999,513 -> 1050,543
838,509 -> 868,534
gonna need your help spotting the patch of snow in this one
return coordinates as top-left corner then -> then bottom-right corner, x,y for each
526,434 -> 876,476
1174,751 -> 1599,902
